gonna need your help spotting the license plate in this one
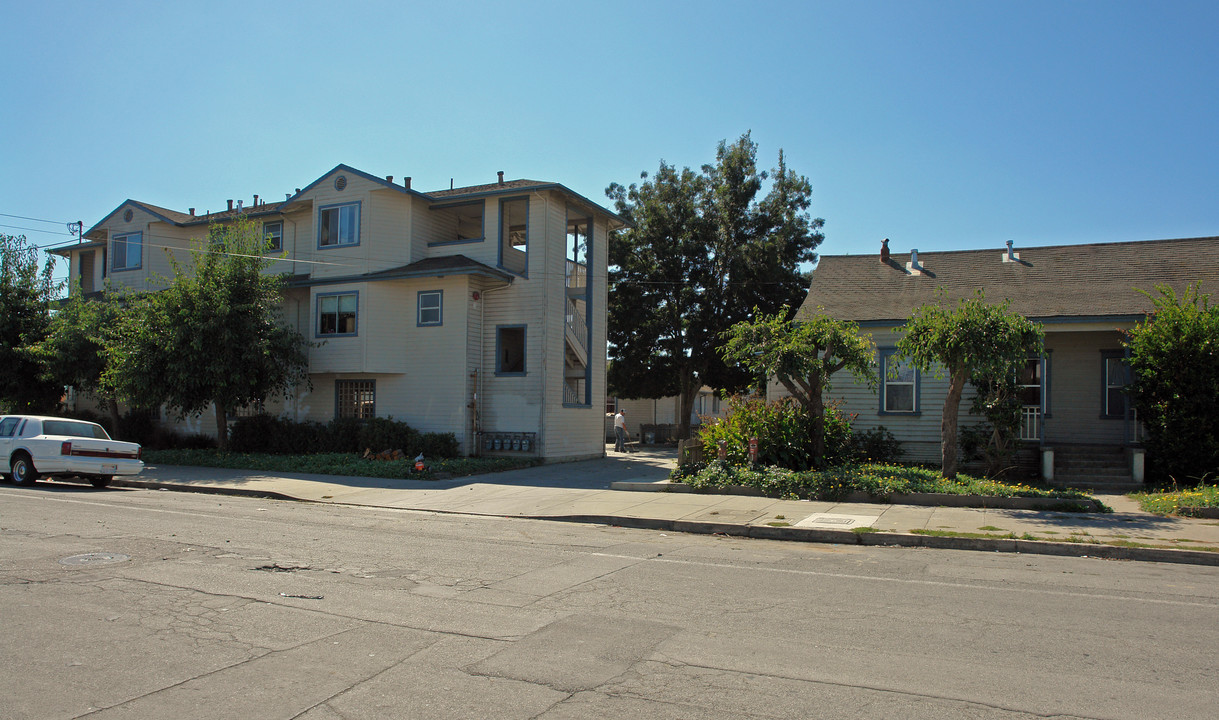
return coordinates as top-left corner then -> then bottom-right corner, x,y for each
102,464 -> 117,473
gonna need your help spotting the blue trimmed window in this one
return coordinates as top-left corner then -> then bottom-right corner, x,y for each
417,290 -> 442,326
318,202 -> 360,248
263,221 -> 283,252
318,292 -> 358,336
498,197 -> 528,275
1101,351 -> 1131,418
336,379 -> 375,419
879,350 -> 918,414
496,325 -> 527,375
112,232 -> 142,271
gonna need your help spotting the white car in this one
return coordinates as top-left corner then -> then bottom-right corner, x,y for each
0,415 -> 144,488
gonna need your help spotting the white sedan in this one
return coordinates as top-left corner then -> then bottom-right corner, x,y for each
0,415 -> 144,488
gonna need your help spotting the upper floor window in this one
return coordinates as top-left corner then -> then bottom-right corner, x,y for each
499,197 -> 528,275
880,350 -> 918,414
319,202 -> 359,248
454,202 -> 483,242
112,232 -> 142,271
263,221 -> 283,252
318,292 -> 358,336
417,290 -> 442,326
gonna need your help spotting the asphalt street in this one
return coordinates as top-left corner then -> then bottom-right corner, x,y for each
3,484 -> 1217,719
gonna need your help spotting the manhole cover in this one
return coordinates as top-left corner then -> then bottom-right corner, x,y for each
59,553 -> 131,566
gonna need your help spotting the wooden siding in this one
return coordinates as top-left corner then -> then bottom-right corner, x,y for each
1042,329 -> 1131,445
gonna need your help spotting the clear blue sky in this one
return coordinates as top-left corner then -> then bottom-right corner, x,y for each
3,0 -> 1216,278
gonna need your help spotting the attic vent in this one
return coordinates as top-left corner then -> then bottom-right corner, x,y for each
334,175 -> 348,191
123,209 -> 133,222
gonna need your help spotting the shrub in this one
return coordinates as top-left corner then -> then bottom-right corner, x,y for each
118,409 -> 163,448
417,432 -> 460,459
324,417 -> 365,453
850,425 -> 902,463
696,396 -> 855,471
1126,284 -> 1219,485
357,417 -> 420,453
229,414 -> 283,453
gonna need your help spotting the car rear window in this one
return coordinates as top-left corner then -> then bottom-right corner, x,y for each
42,420 -> 110,440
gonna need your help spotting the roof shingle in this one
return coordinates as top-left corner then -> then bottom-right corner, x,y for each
799,236 -> 1219,324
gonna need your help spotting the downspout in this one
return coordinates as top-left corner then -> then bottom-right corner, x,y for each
478,280 -> 513,453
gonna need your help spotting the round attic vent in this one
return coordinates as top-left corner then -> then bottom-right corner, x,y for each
334,175 -> 348,191
123,209 -> 133,222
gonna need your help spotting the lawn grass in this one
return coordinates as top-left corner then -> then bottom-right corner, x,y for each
672,460 -> 1095,503
144,449 -> 540,480
1131,484 -> 1219,516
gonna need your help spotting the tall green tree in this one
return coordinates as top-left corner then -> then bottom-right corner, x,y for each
0,233 -> 62,412
721,308 -> 876,467
104,218 -> 310,448
32,286 -> 124,433
1125,284 -> 1219,483
897,291 -> 1043,479
606,133 -> 823,438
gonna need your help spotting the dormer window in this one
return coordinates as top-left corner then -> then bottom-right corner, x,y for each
318,202 -> 360,248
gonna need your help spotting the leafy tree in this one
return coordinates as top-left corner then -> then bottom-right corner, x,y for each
721,308 -> 876,466
0,233 -> 62,412
897,291 -> 1043,479
104,218 -> 310,448
31,286 -> 124,433
1125,284 -> 1219,483
606,133 -> 823,438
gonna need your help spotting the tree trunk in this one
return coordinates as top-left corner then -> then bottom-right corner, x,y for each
214,404 -> 229,450
676,374 -> 701,440
809,376 -> 826,468
941,367 -> 969,479
106,397 -> 122,440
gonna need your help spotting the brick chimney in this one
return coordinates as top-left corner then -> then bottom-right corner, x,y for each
497,170 -> 505,185
880,238 -> 890,262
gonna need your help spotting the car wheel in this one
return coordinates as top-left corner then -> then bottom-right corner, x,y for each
11,453 -> 40,485
89,476 -> 112,489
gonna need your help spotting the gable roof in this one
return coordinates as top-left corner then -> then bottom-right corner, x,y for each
799,236 -> 1219,325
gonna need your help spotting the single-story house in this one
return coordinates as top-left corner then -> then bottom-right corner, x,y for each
778,236 -> 1219,482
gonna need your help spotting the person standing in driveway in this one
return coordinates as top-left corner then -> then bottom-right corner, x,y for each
614,409 -> 628,452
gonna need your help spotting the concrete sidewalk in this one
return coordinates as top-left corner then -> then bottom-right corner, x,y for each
88,446 -> 1219,566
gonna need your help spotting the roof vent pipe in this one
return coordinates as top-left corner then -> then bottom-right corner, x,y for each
911,248 -> 919,266
404,176 -> 411,189
236,199 -> 243,213
906,248 -> 924,275
253,194 -> 259,206
189,208 -> 195,216
880,238 -> 890,262
386,176 -> 393,183
1003,240 -> 1020,263
227,199 -> 233,211
497,170 -> 504,185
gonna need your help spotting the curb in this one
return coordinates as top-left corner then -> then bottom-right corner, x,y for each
535,514 -> 1219,567
68,477 -> 1219,567
609,481 -> 1107,512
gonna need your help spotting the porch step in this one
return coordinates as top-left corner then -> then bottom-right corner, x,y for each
1051,445 -> 1139,491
